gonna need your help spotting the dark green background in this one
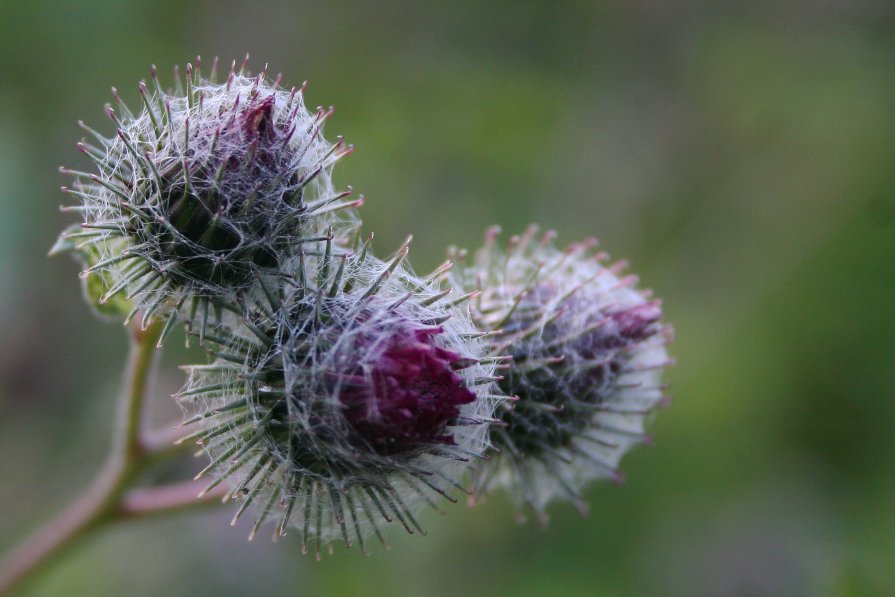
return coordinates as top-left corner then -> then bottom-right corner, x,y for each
1,1 -> 894,595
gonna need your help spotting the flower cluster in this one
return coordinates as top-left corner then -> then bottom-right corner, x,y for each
55,58 -> 672,553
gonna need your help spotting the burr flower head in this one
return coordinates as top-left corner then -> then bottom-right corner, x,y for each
178,240 -> 498,554
450,226 -> 673,522
56,56 -> 359,330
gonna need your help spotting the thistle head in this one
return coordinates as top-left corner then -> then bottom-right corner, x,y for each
450,226 -> 673,522
56,56 -> 359,331
178,240 -> 498,555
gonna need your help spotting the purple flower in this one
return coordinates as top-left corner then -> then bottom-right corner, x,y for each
340,326 -> 475,455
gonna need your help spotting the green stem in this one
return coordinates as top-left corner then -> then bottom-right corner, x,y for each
0,321 -> 218,596
121,322 -> 163,462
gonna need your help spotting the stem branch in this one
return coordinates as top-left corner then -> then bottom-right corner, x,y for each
119,481 -> 229,520
0,321 -> 216,595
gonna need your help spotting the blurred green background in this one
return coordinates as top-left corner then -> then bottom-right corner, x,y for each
1,1 -> 894,595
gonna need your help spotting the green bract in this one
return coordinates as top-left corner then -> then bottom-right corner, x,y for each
50,223 -> 132,319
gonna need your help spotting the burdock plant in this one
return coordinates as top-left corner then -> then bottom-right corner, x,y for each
449,226 -> 674,523
0,57 -> 673,594
179,237 -> 501,556
54,55 -> 359,338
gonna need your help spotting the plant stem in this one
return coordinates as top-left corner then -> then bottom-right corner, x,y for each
0,321 -> 218,596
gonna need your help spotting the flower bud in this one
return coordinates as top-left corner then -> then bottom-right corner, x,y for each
178,240 -> 499,554
449,226 -> 673,522
56,56 -> 359,334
